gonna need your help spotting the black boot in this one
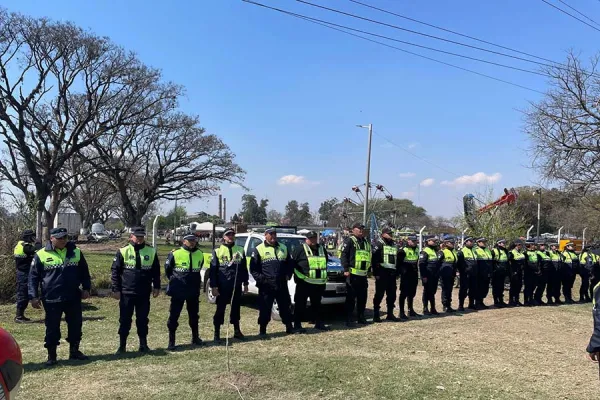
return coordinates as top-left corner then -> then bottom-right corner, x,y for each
422,304 -> 431,315
214,325 -> 224,344
468,299 -> 477,310
259,324 -> 268,338
408,298 -> 419,317
14,309 -> 31,323
357,314 -> 370,324
191,327 -> 203,346
458,299 -> 465,312
168,331 -> 176,351
386,308 -> 401,322
69,343 -> 89,361
285,323 -> 296,334
373,309 -> 382,323
138,336 -> 150,353
444,305 -> 456,313
233,323 -> 246,340
315,322 -> 331,331
116,336 -> 127,354
45,347 -> 58,367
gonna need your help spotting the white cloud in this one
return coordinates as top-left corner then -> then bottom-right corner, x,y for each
229,183 -> 241,189
441,172 -> 502,186
398,172 -> 416,178
420,178 -> 435,187
276,175 -> 320,185
278,175 -> 306,185
407,142 -> 419,149
401,191 -> 415,198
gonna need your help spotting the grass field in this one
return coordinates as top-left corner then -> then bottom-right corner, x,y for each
2,242 -> 600,399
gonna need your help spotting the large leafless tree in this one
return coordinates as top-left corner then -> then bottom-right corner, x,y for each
90,113 -> 245,227
0,9 -> 179,239
525,52 -> 600,209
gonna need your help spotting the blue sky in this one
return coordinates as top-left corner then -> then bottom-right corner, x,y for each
3,0 -> 599,219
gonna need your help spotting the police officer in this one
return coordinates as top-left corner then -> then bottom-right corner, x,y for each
165,233 -> 204,350
590,243 -> 600,302
419,237 -> 440,315
397,235 -> 419,319
579,245 -> 595,303
210,228 -> 249,343
292,230 -> 330,331
534,241 -> 552,305
491,239 -> 509,307
474,238 -> 493,309
561,242 -> 578,304
508,240 -> 525,306
111,227 -> 161,354
28,227 -> 91,366
14,229 -> 39,323
340,222 -> 371,326
438,238 -> 457,313
250,227 -> 295,337
586,280 -> 600,361
372,227 -> 400,322
548,243 -> 563,304
523,239 -> 540,306
457,237 -> 478,311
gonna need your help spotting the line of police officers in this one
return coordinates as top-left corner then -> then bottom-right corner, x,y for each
17,225 -> 333,366
16,222 -> 600,366
339,222 -> 599,324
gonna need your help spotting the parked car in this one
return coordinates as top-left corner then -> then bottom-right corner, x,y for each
201,231 -> 347,320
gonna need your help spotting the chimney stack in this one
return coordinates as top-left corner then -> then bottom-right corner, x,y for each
223,198 -> 227,222
218,194 -> 222,219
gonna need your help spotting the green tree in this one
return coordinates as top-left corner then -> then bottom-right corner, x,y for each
284,200 -> 312,225
240,195 -> 268,224
157,206 -> 188,230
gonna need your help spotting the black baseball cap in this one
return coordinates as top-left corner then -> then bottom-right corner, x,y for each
305,231 -> 318,239
50,227 -> 68,238
223,228 -> 235,236
352,222 -> 365,230
130,227 -> 146,237
21,229 -> 35,239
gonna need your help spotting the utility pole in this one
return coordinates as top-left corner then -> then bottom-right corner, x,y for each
357,124 -> 373,226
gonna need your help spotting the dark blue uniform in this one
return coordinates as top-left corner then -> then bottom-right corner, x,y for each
14,237 -> 40,320
209,244 -> 248,331
28,242 -> 91,350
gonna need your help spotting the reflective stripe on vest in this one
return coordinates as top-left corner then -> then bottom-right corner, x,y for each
119,245 -> 156,270
442,248 -> 457,264
493,248 -> 508,262
510,249 -> 525,261
37,247 -> 81,270
402,247 -> 418,263
474,247 -> 492,261
256,243 -> 288,267
216,245 -> 244,267
380,240 -> 398,269
172,248 -> 204,272
294,244 -> 327,284
537,251 -> 550,261
562,251 -> 576,265
350,236 -> 371,276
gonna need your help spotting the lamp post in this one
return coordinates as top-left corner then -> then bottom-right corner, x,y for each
356,124 -> 373,226
534,188 -> 542,239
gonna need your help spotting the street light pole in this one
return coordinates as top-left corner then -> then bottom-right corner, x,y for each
357,124 -> 373,226
535,188 -> 541,239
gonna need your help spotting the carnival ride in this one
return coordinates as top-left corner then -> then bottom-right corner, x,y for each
463,188 -> 519,230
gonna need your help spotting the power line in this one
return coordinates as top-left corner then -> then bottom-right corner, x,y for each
294,0 -> 564,70
347,0 -> 562,66
273,10 -> 548,76
241,0 -> 545,94
554,0 -> 600,27
539,0 -> 600,32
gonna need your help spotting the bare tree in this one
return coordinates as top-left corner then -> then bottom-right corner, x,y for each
65,171 -> 120,229
91,113 -> 245,227
524,52 -> 600,208
0,9 -> 180,239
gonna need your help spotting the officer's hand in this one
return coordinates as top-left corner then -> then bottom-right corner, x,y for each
587,352 -> 599,362
212,287 -> 220,297
31,298 -> 41,309
344,271 -> 350,277
81,290 -> 90,300
152,288 -> 160,298
243,284 -> 249,294
112,291 -> 121,301
422,277 -> 428,284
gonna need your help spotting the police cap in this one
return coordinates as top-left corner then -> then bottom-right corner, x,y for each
407,235 -> 418,241
352,222 -> 365,230
496,239 -> 506,245
476,237 -> 487,243
130,227 -> 146,237
381,227 -> 393,235
264,227 -> 277,235
183,233 -> 198,241
49,227 -> 68,238
463,236 -> 474,243
305,231 -> 318,239
21,229 -> 35,240
223,228 -> 235,236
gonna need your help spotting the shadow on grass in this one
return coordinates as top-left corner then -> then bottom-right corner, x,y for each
24,348 -> 170,372
81,303 -> 99,311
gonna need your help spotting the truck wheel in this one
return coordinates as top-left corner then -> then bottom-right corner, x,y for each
205,278 -> 217,304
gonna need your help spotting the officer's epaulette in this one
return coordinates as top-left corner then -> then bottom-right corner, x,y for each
171,248 -> 177,253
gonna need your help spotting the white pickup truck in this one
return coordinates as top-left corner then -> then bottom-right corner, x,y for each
201,232 -> 347,320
